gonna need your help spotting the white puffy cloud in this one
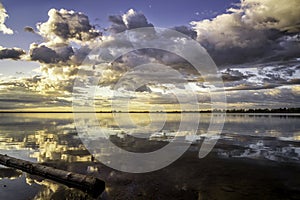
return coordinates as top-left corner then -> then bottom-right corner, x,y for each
25,8 -> 101,66
122,9 -> 154,29
236,0 -> 300,31
191,0 -> 300,65
0,2 -> 13,34
37,8 -> 101,43
18,9 -> 103,94
108,9 -> 153,33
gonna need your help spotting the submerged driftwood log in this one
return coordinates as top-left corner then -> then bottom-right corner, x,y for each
0,154 -> 105,197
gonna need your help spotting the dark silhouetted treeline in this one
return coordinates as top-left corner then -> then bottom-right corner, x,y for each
214,108 -> 300,113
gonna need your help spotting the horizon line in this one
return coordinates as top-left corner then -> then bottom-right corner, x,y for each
0,108 -> 299,114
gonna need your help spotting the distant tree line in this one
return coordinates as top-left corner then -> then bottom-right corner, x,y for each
116,108 -> 300,113
211,107 -> 300,113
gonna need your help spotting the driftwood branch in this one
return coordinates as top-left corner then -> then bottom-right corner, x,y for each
0,154 -> 105,197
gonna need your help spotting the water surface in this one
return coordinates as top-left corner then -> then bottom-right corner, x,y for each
0,113 -> 299,199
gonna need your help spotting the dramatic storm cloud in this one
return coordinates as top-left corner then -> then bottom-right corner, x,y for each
0,2 -> 13,34
191,0 -> 300,66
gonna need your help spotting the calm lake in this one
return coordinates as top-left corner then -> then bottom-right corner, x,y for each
0,113 -> 300,200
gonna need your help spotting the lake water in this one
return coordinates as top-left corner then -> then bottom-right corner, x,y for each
0,113 -> 300,199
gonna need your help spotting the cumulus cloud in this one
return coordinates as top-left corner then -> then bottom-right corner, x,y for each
108,15 -> 126,33
93,38 -> 201,89
0,2 -> 13,34
37,8 -> 101,43
123,9 -> 154,29
108,9 -> 154,33
15,8 -> 104,94
103,15 -> 203,83
0,46 -> 25,60
23,8 -> 200,97
191,0 -> 300,66
1,6 -> 298,110
0,8 -> 96,107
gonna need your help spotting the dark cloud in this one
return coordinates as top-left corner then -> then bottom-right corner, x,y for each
0,47 -> 25,60
226,84 -> 279,91
135,85 -> 152,93
24,26 -> 35,33
30,45 -> 58,63
30,45 -> 74,64
108,15 -> 126,33
222,68 -> 253,82
275,35 -> 300,60
172,26 -> 197,40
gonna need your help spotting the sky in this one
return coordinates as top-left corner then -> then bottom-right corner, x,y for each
0,0 -> 299,111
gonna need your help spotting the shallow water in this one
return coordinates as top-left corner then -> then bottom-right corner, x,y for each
0,113 -> 299,199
